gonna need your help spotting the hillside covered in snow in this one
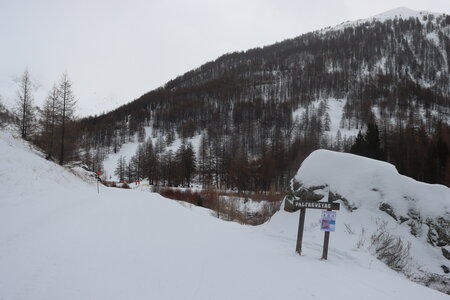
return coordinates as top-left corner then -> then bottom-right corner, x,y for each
1,130 -> 450,299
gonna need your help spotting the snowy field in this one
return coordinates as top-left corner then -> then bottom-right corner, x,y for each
0,130 -> 448,299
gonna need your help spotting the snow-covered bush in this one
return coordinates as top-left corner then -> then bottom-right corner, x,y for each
370,221 -> 411,272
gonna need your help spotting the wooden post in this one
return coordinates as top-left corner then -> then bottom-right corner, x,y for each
296,208 -> 306,255
322,228 -> 330,259
321,195 -> 333,260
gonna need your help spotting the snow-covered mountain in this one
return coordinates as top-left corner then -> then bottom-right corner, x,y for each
77,6 -> 450,192
1,129 -> 449,298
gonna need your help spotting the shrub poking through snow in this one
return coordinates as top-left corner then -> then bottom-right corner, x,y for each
370,221 -> 411,271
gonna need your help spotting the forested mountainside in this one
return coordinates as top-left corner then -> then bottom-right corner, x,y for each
71,11 -> 450,190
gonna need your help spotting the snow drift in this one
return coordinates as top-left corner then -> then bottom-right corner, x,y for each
290,149 -> 449,219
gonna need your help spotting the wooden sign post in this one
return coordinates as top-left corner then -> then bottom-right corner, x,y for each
295,207 -> 306,255
293,198 -> 339,259
96,171 -> 101,194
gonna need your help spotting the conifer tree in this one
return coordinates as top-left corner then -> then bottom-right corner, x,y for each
114,156 -> 126,182
365,122 -> 383,160
40,85 -> 60,159
15,69 -> 36,140
57,73 -> 77,165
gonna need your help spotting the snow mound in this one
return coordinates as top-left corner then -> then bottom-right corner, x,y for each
293,149 -> 449,219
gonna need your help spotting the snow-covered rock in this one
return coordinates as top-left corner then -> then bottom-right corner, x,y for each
289,150 -> 449,218
285,149 -> 450,292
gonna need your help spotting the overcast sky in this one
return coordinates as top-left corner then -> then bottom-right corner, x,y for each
1,0 -> 449,117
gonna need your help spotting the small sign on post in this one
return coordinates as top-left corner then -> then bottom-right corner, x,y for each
320,211 -> 336,232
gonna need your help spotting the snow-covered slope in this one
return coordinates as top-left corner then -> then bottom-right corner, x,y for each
286,149 -> 450,292
0,131 -> 448,299
101,127 -> 202,181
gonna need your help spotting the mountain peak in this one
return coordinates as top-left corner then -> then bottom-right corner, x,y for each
371,7 -> 433,21
322,7 -> 442,33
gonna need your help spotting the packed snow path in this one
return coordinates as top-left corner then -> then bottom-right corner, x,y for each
0,131 -> 447,299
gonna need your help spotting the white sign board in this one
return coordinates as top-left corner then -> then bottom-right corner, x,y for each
320,210 -> 336,232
